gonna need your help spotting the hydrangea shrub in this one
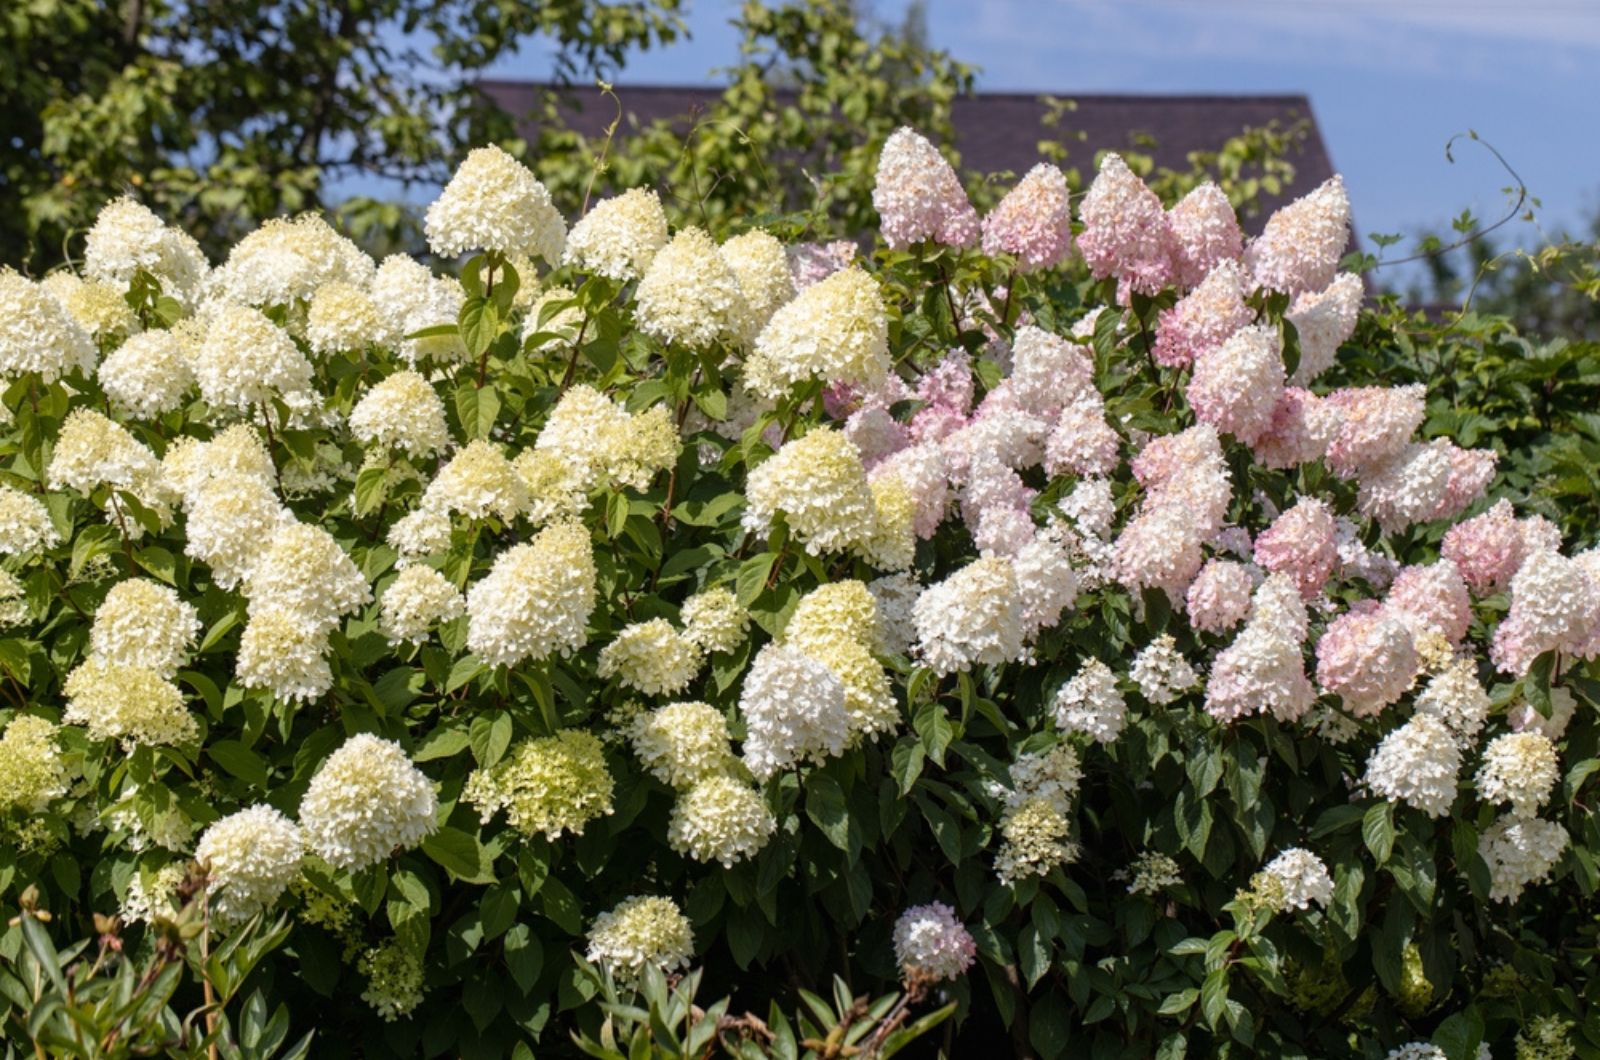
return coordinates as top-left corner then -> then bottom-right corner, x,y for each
1,128 -> 1598,1059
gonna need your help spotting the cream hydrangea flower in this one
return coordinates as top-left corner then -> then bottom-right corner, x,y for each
235,608 -> 333,703
425,440 -> 529,523
349,370 -> 450,458
466,521 -> 596,668
739,644 -> 850,779
464,730 -> 614,838
633,227 -> 749,348
0,269 -> 98,381
205,214 -> 373,309
629,701 -> 735,788
743,428 -> 877,557
89,579 -> 199,677
0,484 -> 61,556
564,188 -> 669,281
306,280 -> 394,355
98,330 -> 194,419
425,144 -> 566,264
360,941 -> 425,1020
379,566 -> 465,646
585,896 -> 694,985
195,806 -> 304,925
298,733 -> 438,872
371,255 -> 468,364
245,522 -> 371,635
598,618 -> 703,697
667,773 -> 777,867
193,304 -> 319,417
63,658 -> 197,748
680,587 -> 748,655
0,716 -> 69,813
720,229 -> 795,341
41,273 -> 140,340
745,267 -> 889,399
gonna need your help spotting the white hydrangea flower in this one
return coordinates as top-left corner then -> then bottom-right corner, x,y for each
1052,659 -> 1128,743
721,229 -> 796,341
193,304 -> 320,417
195,806 -> 304,925
745,267 -> 888,399
1476,732 -> 1559,818
680,588 -> 749,655
63,658 -> 197,749
1480,813 -> 1568,902
564,188 -> 670,281
1129,634 -> 1200,705
1259,848 -> 1333,911
245,522 -> 371,635
379,565 -> 465,646
182,472 -> 290,591
1364,715 -> 1461,817
425,440 -> 529,523
89,579 -> 199,678
306,280 -> 395,355
744,428 -> 878,558
739,644 -> 850,779
585,895 -> 694,985
913,557 -> 1025,674
371,255 -> 468,364
1413,658 -> 1491,746
298,734 -> 438,873
83,197 -> 208,306
425,145 -> 566,264
667,774 -> 777,867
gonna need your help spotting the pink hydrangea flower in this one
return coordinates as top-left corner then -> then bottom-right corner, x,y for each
1187,325 -> 1285,446
1152,260 -> 1252,369
1384,559 -> 1472,644
1323,385 -> 1426,478
873,127 -> 980,250
1315,602 -> 1419,716
1441,500 -> 1526,593
1430,443 -> 1498,522
1008,326 -> 1098,418
1252,388 -> 1341,470
1245,175 -> 1350,295
1044,400 -> 1120,477
1186,558 -> 1255,634
1490,548 -> 1600,675
787,240 -> 857,290
872,442 -> 949,539
893,902 -> 976,983
1206,575 -> 1315,723
1166,182 -> 1243,289
982,163 -> 1074,272
1253,498 -> 1337,600
1077,153 -> 1174,300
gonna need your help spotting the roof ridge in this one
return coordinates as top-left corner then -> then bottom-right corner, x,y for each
475,79 -> 1311,106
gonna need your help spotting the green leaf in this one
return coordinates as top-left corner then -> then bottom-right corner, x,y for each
207,739 -> 269,788
1432,1010 -> 1485,1060
736,552 -> 778,608
353,465 -> 389,517
422,826 -> 496,884
459,296 -> 499,358
805,774 -> 850,851
1363,801 -> 1395,865
454,379 -> 500,440
912,702 -> 954,767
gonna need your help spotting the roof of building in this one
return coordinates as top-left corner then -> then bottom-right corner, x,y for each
477,81 -> 1337,223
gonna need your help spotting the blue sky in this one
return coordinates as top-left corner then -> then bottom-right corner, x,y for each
488,0 -> 1600,262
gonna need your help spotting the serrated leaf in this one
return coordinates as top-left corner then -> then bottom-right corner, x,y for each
1363,801 -> 1395,864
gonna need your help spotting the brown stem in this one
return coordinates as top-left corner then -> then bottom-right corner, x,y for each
200,905 -> 219,1060
559,313 -> 593,392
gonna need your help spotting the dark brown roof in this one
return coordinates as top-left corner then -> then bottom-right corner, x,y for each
478,81 -> 1336,224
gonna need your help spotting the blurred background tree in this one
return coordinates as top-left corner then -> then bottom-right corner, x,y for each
0,0 -> 684,270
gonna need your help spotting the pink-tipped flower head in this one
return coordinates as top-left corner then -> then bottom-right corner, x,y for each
1286,273 -> 1362,385
1077,153 -> 1174,299
982,163 -> 1074,272
1186,558 -> 1256,635
1246,175 -> 1351,295
1252,387 -> 1341,470
1315,602 -> 1419,717
1440,500 -> 1530,594
1384,559 -> 1472,645
1430,443 -> 1498,522
893,902 -> 977,983
1167,182 -> 1244,289
1490,548 -> 1600,675
1253,498 -> 1338,600
1355,440 -> 1453,534
1152,260 -> 1253,369
1324,385 -> 1426,478
873,128 -> 980,251
787,240 -> 857,290
1186,324 -> 1285,446
1044,399 -> 1121,478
